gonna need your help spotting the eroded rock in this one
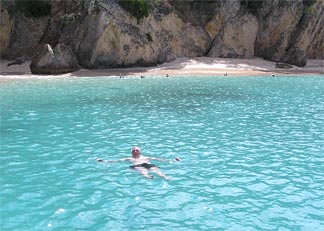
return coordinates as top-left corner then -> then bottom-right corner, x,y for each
30,43 -> 80,74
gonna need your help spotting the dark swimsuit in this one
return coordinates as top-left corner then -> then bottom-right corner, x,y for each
130,163 -> 158,169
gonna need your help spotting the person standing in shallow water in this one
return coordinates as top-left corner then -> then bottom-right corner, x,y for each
97,146 -> 180,179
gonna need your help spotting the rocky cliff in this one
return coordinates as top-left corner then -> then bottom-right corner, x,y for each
1,0 -> 323,70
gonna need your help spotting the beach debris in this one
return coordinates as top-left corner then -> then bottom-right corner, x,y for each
275,62 -> 293,69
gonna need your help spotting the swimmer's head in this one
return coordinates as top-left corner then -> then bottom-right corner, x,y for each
132,146 -> 141,158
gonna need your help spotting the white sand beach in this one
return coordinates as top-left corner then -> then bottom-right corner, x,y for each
1,57 -> 323,79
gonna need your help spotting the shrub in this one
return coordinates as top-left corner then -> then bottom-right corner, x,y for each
60,13 -> 77,25
14,0 -> 51,17
118,0 -> 149,23
303,0 -> 317,14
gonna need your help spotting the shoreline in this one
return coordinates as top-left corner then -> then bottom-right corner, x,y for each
1,57 -> 323,79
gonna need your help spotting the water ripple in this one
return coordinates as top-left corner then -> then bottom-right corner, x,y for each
1,76 -> 324,230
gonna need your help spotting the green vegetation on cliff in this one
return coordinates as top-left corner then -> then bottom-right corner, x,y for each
118,0 -> 149,23
303,0 -> 317,14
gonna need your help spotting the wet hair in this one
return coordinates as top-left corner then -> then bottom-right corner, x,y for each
132,146 -> 141,152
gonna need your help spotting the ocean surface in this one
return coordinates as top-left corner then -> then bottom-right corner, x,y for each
1,75 -> 324,231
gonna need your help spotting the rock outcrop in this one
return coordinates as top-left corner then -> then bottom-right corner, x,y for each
207,11 -> 258,58
30,43 -> 80,74
1,0 -> 322,72
254,0 -> 323,65
294,0 -> 324,59
254,0 -> 304,61
1,13 -> 49,60
280,47 -> 307,67
74,0 -> 210,68
0,9 -> 14,57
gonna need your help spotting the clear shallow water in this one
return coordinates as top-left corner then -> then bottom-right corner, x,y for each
1,76 -> 324,231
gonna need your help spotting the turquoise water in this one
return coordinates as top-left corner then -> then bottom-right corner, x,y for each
1,76 -> 324,231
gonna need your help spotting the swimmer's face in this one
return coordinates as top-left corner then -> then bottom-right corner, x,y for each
132,147 -> 141,158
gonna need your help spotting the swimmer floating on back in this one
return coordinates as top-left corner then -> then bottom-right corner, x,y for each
97,146 -> 181,179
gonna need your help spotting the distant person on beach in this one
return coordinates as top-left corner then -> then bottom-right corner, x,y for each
97,146 -> 181,179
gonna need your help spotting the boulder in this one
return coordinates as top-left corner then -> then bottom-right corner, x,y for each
280,47 -> 307,67
30,43 -> 80,74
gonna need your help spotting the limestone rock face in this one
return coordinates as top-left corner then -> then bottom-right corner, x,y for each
207,12 -> 258,58
2,0 -> 323,70
255,0 -> 304,61
170,0 -> 258,58
168,0 -> 223,27
1,14 -> 49,60
30,43 -> 80,74
204,0 -> 241,38
74,0 -> 210,68
0,9 -> 14,57
294,0 -> 324,59
254,0 -> 323,62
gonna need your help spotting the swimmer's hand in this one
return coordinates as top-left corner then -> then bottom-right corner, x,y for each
166,157 -> 181,163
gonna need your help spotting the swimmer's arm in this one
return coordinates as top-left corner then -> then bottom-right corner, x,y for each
147,157 -> 169,162
148,157 -> 181,162
96,157 -> 131,163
